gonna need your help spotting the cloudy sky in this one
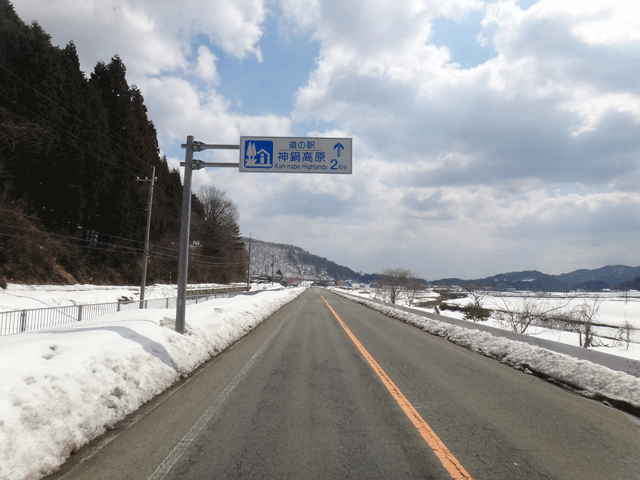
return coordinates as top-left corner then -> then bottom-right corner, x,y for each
11,0 -> 640,280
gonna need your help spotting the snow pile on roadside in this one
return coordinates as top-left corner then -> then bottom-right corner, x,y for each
334,290 -> 640,411
0,283 -> 254,312
0,287 -> 305,480
0,284 -> 143,312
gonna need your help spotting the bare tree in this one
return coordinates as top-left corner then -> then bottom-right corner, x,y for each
461,282 -> 491,322
492,293 -> 573,334
572,297 -> 603,348
404,277 -> 426,306
462,282 -> 490,308
616,318 -> 634,350
377,268 -> 413,304
193,186 -> 247,283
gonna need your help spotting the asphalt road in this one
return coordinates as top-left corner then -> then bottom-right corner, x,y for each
48,288 -> 640,480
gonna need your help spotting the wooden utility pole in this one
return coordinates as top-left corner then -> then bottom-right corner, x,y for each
137,166 -> 156,308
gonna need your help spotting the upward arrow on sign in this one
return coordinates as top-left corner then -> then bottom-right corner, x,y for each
334,142 -> 345,157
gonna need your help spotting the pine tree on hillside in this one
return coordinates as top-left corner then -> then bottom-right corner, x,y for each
89,57 -> 146,240
0,2 -> 246,284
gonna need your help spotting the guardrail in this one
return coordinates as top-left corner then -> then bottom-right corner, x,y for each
332,288 -> 640,378
0,286 -> 248,336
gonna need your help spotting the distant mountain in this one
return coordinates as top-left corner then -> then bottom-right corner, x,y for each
243,238 -> 640,293
432,265 -> 640,292
574,280 -> 611,292
557,265 -> 640,288
482,270 -> 570,292
244,238 -> 378,283
430,278 -> 466,287
614,276 -> 640,291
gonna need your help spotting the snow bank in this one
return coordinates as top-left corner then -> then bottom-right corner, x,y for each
0,287 -> 305,480
0,283 -> 253,313
333,290 -> 640,412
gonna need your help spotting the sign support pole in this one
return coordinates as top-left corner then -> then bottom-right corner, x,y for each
175,137 -> 195,334
175,137 -> 240,334
175,135 -> 350,334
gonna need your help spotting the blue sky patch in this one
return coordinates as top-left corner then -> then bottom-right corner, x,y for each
430,12 -> 496,69
518,0 -> 540,10
199,14 -> 320,117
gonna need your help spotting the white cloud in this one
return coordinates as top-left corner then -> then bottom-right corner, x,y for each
556,0 -> 640,46
561,90 -> 640,136
191,0 -> 266,61
11,0 -> 267,78
139,76 -> 292,148
194,46 -> 220,84
292,0 -> 640,183
8,0 -> 640,279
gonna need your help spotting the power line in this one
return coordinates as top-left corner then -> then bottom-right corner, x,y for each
0,90 -> 147,179
0,230 -> 248,270
0,206 -> 244,261
0,64 -> 184,189
0,221 -> 248,267
0,64 -> 162,176
0,60 -> 250,280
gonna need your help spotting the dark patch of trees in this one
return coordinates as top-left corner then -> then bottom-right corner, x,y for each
0,1 -> 246,286
193,186 -> 247,284
615,276 -> 640,292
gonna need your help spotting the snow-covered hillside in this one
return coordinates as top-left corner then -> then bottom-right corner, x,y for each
246,238 -> 363,282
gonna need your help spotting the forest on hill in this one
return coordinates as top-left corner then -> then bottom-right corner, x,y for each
244,238 -> 381,283
0,0 -> 246,286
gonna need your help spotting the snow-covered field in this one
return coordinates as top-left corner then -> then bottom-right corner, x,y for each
0,284 -> 304,480
348,288 -> 640,362
330,288 -> 640,408
0,283 -> 254,313
1,284 -> 640,480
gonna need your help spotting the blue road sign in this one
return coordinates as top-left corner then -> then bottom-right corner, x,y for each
240,136 -> 352,174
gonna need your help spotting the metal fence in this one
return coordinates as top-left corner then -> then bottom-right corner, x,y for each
0,288 -> 247,336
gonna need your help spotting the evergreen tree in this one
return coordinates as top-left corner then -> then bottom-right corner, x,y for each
0,2 -> 245,285
89,57 -> 145,240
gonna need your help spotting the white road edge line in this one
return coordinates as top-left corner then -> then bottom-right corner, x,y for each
147,312 -> 290,480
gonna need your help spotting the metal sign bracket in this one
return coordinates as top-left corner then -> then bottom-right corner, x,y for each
175,137 -> 240,334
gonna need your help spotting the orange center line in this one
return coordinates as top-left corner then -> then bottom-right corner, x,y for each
320,294 -> 473,480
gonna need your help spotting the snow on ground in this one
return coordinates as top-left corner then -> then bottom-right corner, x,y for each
0,283 -> 264,313
0,285 -> 305,480
332,288 -> 640,412
349,288 -> 640,362
2,284 -> 640,480
0,284 -> 148,312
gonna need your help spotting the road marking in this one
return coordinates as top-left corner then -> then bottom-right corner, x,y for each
320,294 -> 473,480
56,337 -> 240,478
147,312 -> 291,480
